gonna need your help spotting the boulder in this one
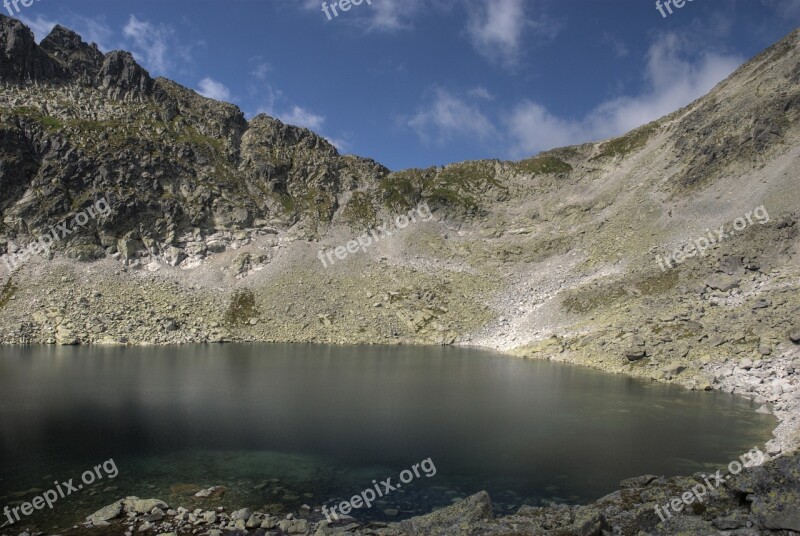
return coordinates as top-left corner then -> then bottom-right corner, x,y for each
163,246 -> 186,267
789,327 -> 800,344
122,497 -> 168,514
395,491 -> 493,534
625,348 -> 646,361
86,500 -> 123,524
705,274 -> 741,292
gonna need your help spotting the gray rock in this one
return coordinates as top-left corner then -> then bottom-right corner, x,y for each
206,241 -> 226,254
712,512 -> 748,530
87,500 -> 123,524
789,327 -> 800,344
754,494 -> 800,531
163,246 -> 185,267
123,498 -> 168,514
619,475 -> 658,488
396,491 -> 493,534
145,507 -> 164,522
705,274 -> 741,292
661,364 -> 686,378
194,485 -> 224,498
719,256 -> 744,275
231,508 -> 251,521
570,506 -> 608,536
118,239 -> 145,260
624,348 -> 646,361
277,519 -> 308,533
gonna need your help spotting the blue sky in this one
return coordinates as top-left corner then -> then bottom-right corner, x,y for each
14,0 -> 800,170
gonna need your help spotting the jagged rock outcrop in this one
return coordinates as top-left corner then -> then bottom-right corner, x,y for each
0,15 -> 62,82
39,24 -> 103,83
96,50 -> 153,99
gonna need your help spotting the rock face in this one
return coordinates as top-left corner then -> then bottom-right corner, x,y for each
96,50 -> 153,99
0,15 -> 63,81
39,25 -> 104,81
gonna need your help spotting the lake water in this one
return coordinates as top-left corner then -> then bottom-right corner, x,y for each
0,344 -> 775,531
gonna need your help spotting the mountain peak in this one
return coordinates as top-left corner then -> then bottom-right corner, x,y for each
0,16 -> 152,98
0,14 -> 63,82
40,24 -> 104,81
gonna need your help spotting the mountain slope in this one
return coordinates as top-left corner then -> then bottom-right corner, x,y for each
0,18 -> 798,450
0,15 -> 799,536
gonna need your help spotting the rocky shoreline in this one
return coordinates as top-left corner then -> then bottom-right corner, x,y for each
10,449 -> 797,535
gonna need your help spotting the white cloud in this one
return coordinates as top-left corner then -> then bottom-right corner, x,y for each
468,86 -> 494,100
280,105 -> 326,131
466,0 -> 556,67
506,102 -> 586,155
362,0 -> 426,31
406,87 -> 498,145
404,33 -> 743,158
507,34 -> 743,156
197,77 -> 232,102
301,0 -> 441,32
467,0 -> 526,65
251,61 -> 271,81
122,15 -> 176,74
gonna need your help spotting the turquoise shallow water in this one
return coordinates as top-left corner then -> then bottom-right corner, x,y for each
0,344 -> 776,531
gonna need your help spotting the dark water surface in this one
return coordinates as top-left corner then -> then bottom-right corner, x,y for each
0,344 -> 776,531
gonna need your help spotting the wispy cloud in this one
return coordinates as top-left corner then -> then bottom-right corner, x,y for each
122,15 -> 192,75
468,86 -> 494,100
300,0 -> 449,32
361,0 -> 427,32
250,59 -> 271,81
602,31 -> 629,58
280,105 -> 325,131
404,33 -> 743,158
466,0 -> 558,67
508,33 -> 743,156
405,87 -> 498,145
197,77 -> 232,101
